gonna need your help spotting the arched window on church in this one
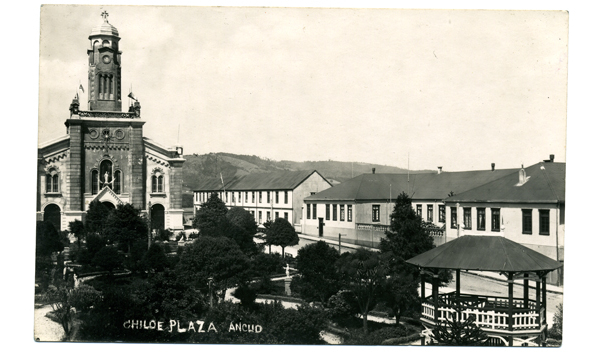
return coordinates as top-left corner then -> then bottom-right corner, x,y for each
91,170 -> 99,194
151,171 -> 164,193
114,170 -> 121,194
92,40 -> 99,65
45,168 -> 60,193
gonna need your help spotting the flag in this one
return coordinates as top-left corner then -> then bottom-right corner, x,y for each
79,84 -> 85,93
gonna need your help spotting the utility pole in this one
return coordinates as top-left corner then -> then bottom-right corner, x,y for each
147,201 -> 152,249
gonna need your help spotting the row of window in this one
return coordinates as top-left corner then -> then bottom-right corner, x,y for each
306,204 -> 353,222
414,204 -> 446,223
196,191 -> 289,205
448,207 -> 550,235
250,210 -> 288,224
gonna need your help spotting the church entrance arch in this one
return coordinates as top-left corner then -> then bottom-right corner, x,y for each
151,204 -> 165,231
43,204 -> 61,231
102,201 -> 116,211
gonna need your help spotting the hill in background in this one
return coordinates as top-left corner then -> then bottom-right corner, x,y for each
181,152 -> 433,206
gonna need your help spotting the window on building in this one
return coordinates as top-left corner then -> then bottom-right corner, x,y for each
224,191 -> 228,203
232,192 -> 236,203
267,211 -> 271,221
463,207 -> 472,229
307,204 -> 311,219
491,208 -> 501,232
477,208 -> 486,231
245,192 -> 248,203
522,209 -> 532,234
275,211 -> 279,219
46,169 -> 60,193
326,204 -> 330,220
284,212 -> 288,221
259,211 -> 262,223
451,207 -> 457,229
238,192 -> 241,202
275,192 -> 279,204
259,192 -> 262,203
252,192 -> 255,203
92,170 -> 99,194
372,205 -> 380,222
114,170 -> 121,194
267,192 -> 271,204
284,191 -> 288,204
348,205 -> 353,222
312,204 -> 317,219
340,205 -> 345,221
539,210 -> 550,235
439,205 -> 445,223
251,210 -> 255,218
333,204 -> 337,221
416,204 -> 422,218
427,204 -> 433,222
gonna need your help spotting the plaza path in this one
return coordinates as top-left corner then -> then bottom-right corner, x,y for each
34,304 -> 63,342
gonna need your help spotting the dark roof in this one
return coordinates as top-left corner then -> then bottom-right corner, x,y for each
305,168 -> 518,202
406,236 -> 563,272
446,162 -> 565,203
193,170 -> 330,192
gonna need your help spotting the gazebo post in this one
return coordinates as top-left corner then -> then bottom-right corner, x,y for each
542,274 -> 547,347
433,272 -> 439,323
508,272 -> 514,346
523,273 -> 529,309
420,269 -> 426,301
455,269 -> 461,305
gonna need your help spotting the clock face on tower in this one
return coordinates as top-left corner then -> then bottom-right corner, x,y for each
102,55 -> 111,64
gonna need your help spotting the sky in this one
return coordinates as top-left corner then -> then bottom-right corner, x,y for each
37,5 -> 568,172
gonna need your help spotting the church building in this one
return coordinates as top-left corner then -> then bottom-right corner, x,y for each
37,13 -> 185,232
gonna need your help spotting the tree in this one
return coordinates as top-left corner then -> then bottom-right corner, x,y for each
176,236 -> 251,303
104,203 -> 148,253
265,218 -> 298,258
379,192 -> 444,324
68,219 -> 85,248
431,311 -> 488,346
192,192 -> 228,236
226,207 -> 258,255
291,241 -> 341,305
143,242 -> 169,272
92,246 -> 123,275
85,200 -> 111,234
336,248 -> 389,334
380,272 -> 420,325
36,221 -> 65,290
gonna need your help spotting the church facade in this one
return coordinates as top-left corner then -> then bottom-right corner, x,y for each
37,14 -> 185,232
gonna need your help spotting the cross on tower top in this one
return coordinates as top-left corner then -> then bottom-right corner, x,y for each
101,11 -> 109,22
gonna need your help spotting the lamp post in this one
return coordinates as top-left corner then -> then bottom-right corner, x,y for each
147,201 -> 152,250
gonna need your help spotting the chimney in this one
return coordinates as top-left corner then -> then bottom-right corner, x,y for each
372,168 -> 376,174
437,166 -> 443,174
550,154 -> 555,162
518,164 -> 527,185
491,163 -> 495,171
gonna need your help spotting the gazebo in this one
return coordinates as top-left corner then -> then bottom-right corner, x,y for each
406,236 -> 563,347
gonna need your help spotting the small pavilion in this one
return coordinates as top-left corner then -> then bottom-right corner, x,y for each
406,235 -> 563,347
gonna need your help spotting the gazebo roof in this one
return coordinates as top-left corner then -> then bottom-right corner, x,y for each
406,236 -> 562,273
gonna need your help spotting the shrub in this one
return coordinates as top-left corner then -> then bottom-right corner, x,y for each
251,252 -> 285,277
175,231 -> 186,242
232,285 -> 257,308
69,284 -> 102,313
188,231 -> 199,240
156,228 -> 173,242
91,246 -> 123,274
345,325 -> 412,345
548,303 -> 563,340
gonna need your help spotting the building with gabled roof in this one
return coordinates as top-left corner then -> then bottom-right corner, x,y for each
444,160 -> 565,284
37,13 -> 185,232
193,170 -> 331,227
302,165 -> 519,247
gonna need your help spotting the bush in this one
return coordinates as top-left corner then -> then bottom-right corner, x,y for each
188,231 -> 199,240
91,246 -> 123,274
175,231 -> 186,242
345,325 -> 412,345
548,303 -> 563,340
143,243 -> 169,272
251,253 -> 285,277
156,228 -> 173,242
69,284 -> 102,313
232,285 -> 257,308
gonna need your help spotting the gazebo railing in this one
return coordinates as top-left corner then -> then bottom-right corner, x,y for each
421,291 -> 544,333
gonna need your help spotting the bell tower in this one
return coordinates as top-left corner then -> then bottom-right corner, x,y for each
87,11 -> 122,111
